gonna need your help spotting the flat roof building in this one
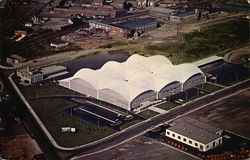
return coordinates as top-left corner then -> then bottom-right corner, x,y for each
89,18 -> 157,38
166,117 -> 223,152
17,65 -> 68,85
6,54 -> 26,65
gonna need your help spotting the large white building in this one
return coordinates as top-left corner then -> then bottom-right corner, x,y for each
166,117 -> 223,152
59,54 -> 206,111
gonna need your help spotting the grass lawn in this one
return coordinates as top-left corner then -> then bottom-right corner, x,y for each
18,83 -> 82,99
156,102 -> 178,111
138,109 -> 159,119
76,51 -> 102,59
16,44 -> 81,60
226,0 -> 250,9
18,83 -> 116,147
182,94 -> 205,103
197,83 -> 223,93
140,18 -> 249,64
29,98 -> 115,147
120,119 -> 143,130
98,40 -> 142,49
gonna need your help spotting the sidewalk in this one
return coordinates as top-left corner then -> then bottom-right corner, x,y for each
149,106 -> 168,114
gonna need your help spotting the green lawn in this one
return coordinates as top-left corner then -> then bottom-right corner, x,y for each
16,44 -> 81,60
18,83 -> 82,99
98,40 -> 142,49
141,18 -> 249,64
196,83 -> 223,93
156,102 -> 178,111
18,84 -> 117,147
120,119 -> 143,130
138,109 -> 159,119
76,51 -> 102,59
226,0 -> 250,8
29,98 -> 115,147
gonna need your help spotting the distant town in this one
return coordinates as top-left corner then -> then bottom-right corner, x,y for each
0,0 -> 249,160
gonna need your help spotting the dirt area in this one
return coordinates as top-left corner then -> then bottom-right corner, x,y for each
82,136 -> 198,160
226,45 -> 250,65
0,134 -> 42,160
142,23 -> 177,43
188,88 -> 250,139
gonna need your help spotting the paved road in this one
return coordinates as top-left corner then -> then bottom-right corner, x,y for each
70,79 -> 250,160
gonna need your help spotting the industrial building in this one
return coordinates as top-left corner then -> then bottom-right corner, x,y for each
6,55 -> 26,65
17,65 -> 68,85
89,18 -> 157,37
59,54 -> 206,111
166,117 -> 223,152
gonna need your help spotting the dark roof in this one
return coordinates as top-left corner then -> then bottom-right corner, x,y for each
112,0 -> 125,4
173,117 -> 222,134
115,18 -> 157,31
167,122 -> 221,144
93,0 -> 104,3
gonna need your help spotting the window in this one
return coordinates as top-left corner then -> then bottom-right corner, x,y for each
219,139 -> 222,144
167,131 -> 170,135
213,142 -> 216,147
178,136 -> 181,139
200,145 -> 204,150
195,143 -> 198,146
183,138 -> 186,142
189,140 -> 192,144
207,145 -> 209,149
172,133 -> 175,137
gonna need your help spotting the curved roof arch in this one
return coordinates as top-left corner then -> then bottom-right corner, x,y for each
175,63 -> 205,83
148,55 -> 173,65
64,54 -> 206,106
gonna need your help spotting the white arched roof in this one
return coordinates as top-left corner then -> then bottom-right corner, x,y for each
175,63 -> 205,83
63,54 -> 205,104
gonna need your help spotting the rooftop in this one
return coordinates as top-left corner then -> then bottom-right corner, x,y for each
173,117 -> 222,134
167,122 -> 221,144
115,18 -> 157,30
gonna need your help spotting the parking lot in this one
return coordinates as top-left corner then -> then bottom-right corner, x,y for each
207,62 -> 249,85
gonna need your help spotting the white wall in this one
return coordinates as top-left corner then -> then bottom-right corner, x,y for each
166,129 -> 222,152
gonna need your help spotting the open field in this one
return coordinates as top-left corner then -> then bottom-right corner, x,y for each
18,83 -> 116,147
188,88 -> 250,139
98,40 -> 142,49
29,98 -> 115,147
196,83 -> 223,93
0,134 -> 42,160
156,102 -> 178,111
135,18 -> 249,64
83,136 -> 197,160
138,109 -> 159,119
18,83 -> 82,99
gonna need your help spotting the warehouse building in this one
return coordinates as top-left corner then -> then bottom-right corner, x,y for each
59,54 -> 205,111
89,17 -> 157,38
17,65 -> 68,85
166,117 -> 223,152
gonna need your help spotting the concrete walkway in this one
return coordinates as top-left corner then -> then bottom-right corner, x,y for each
149,106 -> 168,114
